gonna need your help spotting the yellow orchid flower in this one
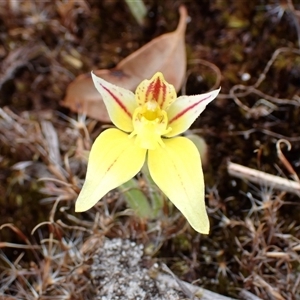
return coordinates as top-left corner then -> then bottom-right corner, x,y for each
75,72 -> 220,233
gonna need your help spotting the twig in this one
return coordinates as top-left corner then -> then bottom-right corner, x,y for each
239,289 -> 263,300
219,47 -> 300,118
41,120 -> 62,167
232,127 -> 300,142
276,139 -> 299,182
227,162 -> 300,196
157,270 -> 237,300
157,273 -> 237,300
187,58 -> 222,91
161,263 -> 195,299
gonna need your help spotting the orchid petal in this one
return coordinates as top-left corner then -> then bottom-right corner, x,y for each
91,72 -> 137,132
75,128 -> 146,212
148,136 -> 209,233
135,72 -> 177,110
165,88 -> 220,137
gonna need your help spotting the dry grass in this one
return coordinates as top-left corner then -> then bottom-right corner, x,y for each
1,0 -> 300,299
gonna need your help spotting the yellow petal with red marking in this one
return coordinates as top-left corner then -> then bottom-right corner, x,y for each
147,136 -> 209,234
75,128 -> 146,212
165,88 -> 220,137
91,72 -> 137,132
135,72 -> 177,110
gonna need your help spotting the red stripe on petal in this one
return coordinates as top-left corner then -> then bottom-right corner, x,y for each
169,95 -> 211,124
106,157 -> 118,173
145,76 -> 167,108
101,83 -> 132,118
159,80 -> 167,108
145,81 -> 154,102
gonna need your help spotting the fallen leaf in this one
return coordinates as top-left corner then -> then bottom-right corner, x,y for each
116,5 -> 187,90
62,5 -> 188,122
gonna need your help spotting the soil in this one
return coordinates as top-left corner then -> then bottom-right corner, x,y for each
0,1 -> 300,299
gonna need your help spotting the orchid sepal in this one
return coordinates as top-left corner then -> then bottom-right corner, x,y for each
91,72 -> 137,132
75,128 -> 146,212
148,136 -> 209,233
165,88 -> 221,137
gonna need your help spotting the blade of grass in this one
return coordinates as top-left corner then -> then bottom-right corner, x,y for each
124,0 -> 147,26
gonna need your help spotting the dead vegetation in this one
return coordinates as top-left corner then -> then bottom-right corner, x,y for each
0,0 -> 300,299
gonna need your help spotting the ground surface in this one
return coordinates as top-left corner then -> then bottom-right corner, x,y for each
0,1 -> 300,299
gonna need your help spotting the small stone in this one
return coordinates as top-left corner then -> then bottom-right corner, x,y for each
91,238 -> 186,299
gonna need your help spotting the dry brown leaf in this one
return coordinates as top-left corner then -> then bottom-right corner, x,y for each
116,5 -> 187,91
62,5 -> 188,122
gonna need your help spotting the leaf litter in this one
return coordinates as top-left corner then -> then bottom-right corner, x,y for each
62,5 -> 187,122
1,1 -> 300,299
